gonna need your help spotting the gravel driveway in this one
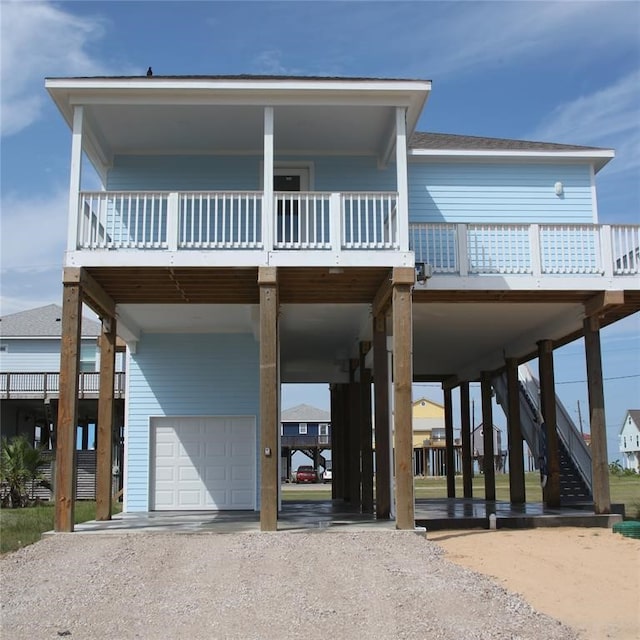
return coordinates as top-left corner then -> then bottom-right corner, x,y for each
1,530 -> 577,640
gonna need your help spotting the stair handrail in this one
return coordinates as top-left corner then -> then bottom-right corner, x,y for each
518,364 -> 592,492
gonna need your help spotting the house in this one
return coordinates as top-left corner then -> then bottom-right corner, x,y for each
0,304 -> 126,498
472,423 -> 506,474
280,403 -> 331,480
44,74 -> 640,531
619,410 -> 640,473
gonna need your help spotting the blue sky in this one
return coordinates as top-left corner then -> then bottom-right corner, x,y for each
1,0 -> 639,461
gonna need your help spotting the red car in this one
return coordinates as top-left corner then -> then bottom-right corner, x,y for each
294,465 -> 318,484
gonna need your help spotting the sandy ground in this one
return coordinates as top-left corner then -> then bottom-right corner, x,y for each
430,527 -> 640,640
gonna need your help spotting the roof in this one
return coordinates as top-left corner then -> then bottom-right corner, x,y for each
623,410 -> 640,430
281,404 -> 331,422
410,131 -> 605,153
47,74 -> 430,83
0,304 -> 101,338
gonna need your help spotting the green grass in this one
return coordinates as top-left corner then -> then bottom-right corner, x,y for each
281,472 -> 640,518
0,501 -> 122,555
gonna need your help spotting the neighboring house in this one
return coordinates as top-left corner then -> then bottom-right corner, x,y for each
280,403 -> 331,480
619,410 -> 640,473
472,423 -> 506,474
0,304 -> 126,499
44,74 -> 640,531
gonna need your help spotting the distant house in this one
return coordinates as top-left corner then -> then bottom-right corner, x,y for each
472,423 -> 506,473
619,410 -> 640,473
0,304 -> 126,498
280,404 -> 331,480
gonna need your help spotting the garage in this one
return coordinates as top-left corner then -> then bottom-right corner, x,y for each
150,416 -> 256,510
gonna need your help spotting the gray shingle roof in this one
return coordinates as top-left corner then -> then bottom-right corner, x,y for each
0,304 -> 101,338
410,131 -> 606,152
626,410 -> 640,426
281,404 -> 330,422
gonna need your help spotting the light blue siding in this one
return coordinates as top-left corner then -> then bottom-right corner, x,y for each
0,338 -> 97,372
125,333 -> 260,511
408,162 -> 594,223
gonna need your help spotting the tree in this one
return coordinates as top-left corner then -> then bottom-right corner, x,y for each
0,435 -> 50,508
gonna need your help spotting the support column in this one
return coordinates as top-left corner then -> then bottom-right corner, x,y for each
259,267 -> 279,531
360,343 -> 374,513
55,282 -> 83,532
480,372 -> 496,501
584,315 -> 611,513
538,340 -> 561,507
392,267 -> 415,529
348,375 -> 362,510
460,382 -> 473,498
373,314 -> 391,519
330,384 -> 343,500
96,316 -> 117,521
506,358 -> 526,504
444,387 -> 455,498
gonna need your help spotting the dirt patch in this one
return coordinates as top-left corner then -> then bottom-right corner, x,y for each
430,527 -> 640,640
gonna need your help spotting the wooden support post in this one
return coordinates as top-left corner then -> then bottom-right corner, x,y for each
537,340 -> 561,507
360,343 -> 374,513
460,382 -> 473,498
584,315 -> 611,513
348,379 -> 362,510
259,267 -> 278,531
373,314 -> 391,519
392,268 -> 415,529
96,317 -> 117,520
480,372 -> 496,501
55,282 -> 83,532
330,384 -> 342,500
336,384 -> 350,501
506,358 -> 526,504
444,387 -> 455,498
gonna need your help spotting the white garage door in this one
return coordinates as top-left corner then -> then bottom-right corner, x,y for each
151,416 -> 256,510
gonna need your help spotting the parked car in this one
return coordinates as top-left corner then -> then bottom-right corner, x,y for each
295,465 -> 318,484
322,462 -> 333,483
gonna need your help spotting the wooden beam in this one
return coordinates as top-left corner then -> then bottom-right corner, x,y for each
538,340 -> 561,508
444,387 -> 455,498
584,315 -> 611,513
459,382 -> 473,499
373,314 -> 391,519
584,291 -> 625,318
96,316 -> 116,521
372,272 -> 393,320
55,283 -> 83,532
63,267 -> 115,319
259,267 -> 278,531
392,275 -> 415,529
348,381 -> 362,510
506,358 -> 526,504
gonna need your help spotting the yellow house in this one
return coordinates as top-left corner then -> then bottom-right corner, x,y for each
412,397 -> 446,449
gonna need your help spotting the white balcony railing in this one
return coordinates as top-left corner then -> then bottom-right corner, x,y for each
78,190 -> 399,252
410,222 -> 639,277
76,191 -> 638,277
0,372 -> 126,399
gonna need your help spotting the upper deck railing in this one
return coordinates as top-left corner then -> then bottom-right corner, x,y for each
75,191 -> 638,276
0,372 -> 126,400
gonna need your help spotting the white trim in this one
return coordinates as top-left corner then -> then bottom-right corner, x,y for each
590,164 -> 599,223
67,106 -> 83,251
409,148 -> 614,173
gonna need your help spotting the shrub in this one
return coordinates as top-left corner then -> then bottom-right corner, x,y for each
0,435 -> 51,508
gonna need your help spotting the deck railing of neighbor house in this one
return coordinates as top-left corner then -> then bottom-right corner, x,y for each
0,372 -> 126,399
76,191 -> 638,276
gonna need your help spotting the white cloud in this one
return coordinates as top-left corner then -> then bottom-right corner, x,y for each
526,70 -> 640,174
421,2 -> 639,77
0,1 -> 112,136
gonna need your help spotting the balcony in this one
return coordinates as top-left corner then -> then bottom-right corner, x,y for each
0,372 -> 127,400
71,190 -> 639,277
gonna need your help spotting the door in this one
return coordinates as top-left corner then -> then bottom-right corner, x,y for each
150,416 -> 256,510
274,173 -> 300,244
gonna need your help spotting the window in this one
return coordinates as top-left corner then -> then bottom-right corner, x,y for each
0,344 -> 7,352
299,423 -> 307,435
319,423 -> 329,436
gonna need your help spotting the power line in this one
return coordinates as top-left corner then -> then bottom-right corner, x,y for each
556,374 -> 640,385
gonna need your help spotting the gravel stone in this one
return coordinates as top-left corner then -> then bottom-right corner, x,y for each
0,531 -> 578,640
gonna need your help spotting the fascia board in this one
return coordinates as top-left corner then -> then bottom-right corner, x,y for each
409,148 -> 615,173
